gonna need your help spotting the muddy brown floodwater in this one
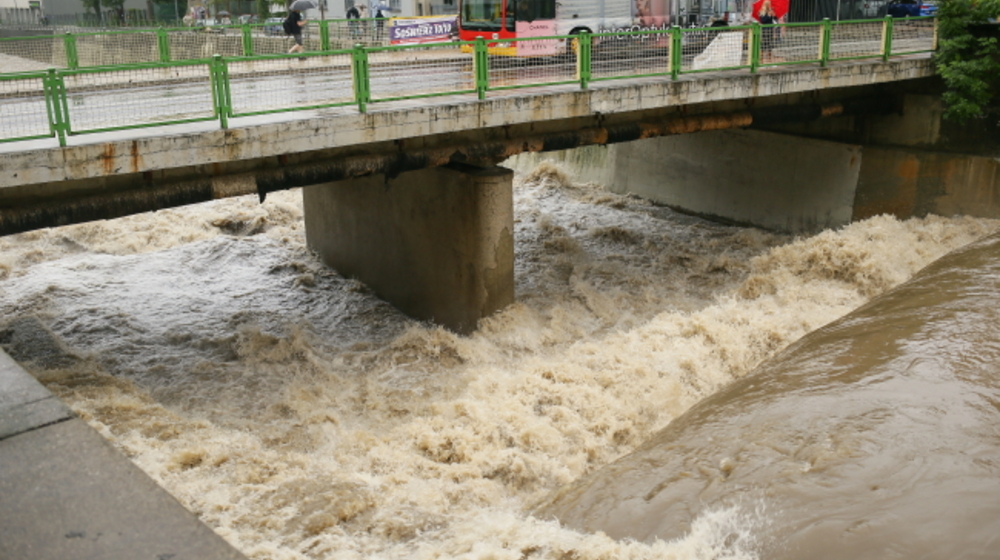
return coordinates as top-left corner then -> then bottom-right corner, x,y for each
1,162 -> 997,559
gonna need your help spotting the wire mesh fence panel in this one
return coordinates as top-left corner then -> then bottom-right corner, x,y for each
206,33 -> 246,57
486,38 -> 576,91
62,64 -> 215,133
249,31 -> 298,55
0,74 -> 51,141
169,31 -> 244,60
829,20 -> 884,60
303,27 -> 326,52
227,54 -> 355,115
368,43 -> 474,101
591,32 -> 671,80
0,36 -> 67,70
766,24 -> 822,64
326,19 -> 387,48
682,27 -> 749,72
74,32 -> 161,66
891,17 -> 935,53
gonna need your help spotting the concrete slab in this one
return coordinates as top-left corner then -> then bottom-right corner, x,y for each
0,350 -> 73,441
0,351 -> 248,560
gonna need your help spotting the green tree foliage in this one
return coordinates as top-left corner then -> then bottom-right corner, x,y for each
79,0 -> 127,22
80,0 -> 103,15
935,0 -> 1000,121
148,0 -> 184,21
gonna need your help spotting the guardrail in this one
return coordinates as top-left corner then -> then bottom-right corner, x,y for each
0,19 -> 389,71
0,16 -> 936,147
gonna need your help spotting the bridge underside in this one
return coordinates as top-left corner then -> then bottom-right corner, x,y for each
511,87 -> 1000,235
4,60 -> 999,332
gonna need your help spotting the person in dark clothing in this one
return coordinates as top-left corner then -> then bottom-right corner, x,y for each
284,9 -> 307,54
375,7 -> 385,39
347,4 -> 361,38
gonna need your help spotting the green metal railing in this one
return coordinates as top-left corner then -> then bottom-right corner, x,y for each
0,16 -> 937,147
0,18 -> 392,71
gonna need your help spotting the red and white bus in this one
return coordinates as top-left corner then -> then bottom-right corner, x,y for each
457,0 -> 674,56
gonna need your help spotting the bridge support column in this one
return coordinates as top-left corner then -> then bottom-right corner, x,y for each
606,129 -> 862,234
302,163 -> 514,334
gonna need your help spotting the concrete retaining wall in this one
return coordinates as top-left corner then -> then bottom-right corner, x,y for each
0,350 -> 246,560
525,129 -> 1000,234
854,147 -> 1000,221
605,130 -> 862,233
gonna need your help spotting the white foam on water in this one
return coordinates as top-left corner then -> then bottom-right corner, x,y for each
1,161 -> 996,559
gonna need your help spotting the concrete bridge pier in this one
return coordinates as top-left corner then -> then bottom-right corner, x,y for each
606,130 -> 863,233
303,163 -> 514,334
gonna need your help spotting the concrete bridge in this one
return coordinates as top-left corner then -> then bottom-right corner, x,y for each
3,31 -> 1000,560
3,51 -> 1000,334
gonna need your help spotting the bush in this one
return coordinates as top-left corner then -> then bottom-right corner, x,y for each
934,0 -> 1000,122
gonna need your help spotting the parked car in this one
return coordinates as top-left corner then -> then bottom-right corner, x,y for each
919,0 -> 938,15
264,17 -> 285,35
882,0 -> 921,17
193,18 -> 227,32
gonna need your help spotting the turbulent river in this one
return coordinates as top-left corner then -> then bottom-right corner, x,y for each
1,161 -> 997,560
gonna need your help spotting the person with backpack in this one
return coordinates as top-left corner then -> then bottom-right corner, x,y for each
284,9 -> 307,54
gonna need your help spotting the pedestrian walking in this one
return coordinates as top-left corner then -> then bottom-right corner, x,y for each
284,9 -> 307,55
375,7 -> 386,40
347,4 -> 361,38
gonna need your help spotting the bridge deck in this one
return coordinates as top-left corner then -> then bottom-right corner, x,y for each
1,54 -> 935,189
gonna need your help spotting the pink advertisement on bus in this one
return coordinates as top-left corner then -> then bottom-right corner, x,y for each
514,20 -> 558,56
633,0 -> 670,27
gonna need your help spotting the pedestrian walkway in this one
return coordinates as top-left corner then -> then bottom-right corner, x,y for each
0,350 -> 247,560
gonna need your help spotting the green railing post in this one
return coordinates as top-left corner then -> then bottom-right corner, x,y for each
577,30 -> 591,89
156,27 -> 171,63
750,23 -> 761,73
352,43 -> 370,113
670,26 -> 682,79
210,54 -> 231,129
43,68 -> 69,147
63,32 -> 79,70
241,23 -> 254,56
820,18 -> 831,67
882,16 -> 894,61
474,37 -> 488,99
320,19 -> 330,51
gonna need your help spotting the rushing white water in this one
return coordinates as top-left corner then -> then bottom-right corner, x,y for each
1,161 -> 996,560
536,230 -> 1000,559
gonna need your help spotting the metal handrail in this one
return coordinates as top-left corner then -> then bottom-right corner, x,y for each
0,16 -> 937,147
